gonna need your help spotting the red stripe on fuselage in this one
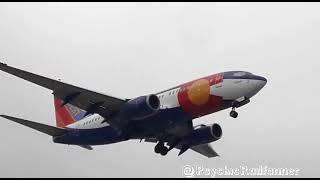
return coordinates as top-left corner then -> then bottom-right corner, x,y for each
178,73 -> 224,118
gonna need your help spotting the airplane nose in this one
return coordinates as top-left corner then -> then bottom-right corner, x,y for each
257,78 -> 267,89
260,76 -> 267,83
253,75 -> 267,83
253,75 -> 267,91
245,75 -> 267,98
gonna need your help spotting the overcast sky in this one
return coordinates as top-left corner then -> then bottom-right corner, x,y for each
0,2 -> 319,177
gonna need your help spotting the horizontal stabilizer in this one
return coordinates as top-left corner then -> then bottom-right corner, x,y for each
0,115 -> 67,137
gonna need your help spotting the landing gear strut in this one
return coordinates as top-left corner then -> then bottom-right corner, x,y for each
154,142 -> 169,156
230,107 -> 238,118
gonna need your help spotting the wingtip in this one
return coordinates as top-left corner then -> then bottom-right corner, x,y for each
0,115 -> 13,119
0,115 -> 11,119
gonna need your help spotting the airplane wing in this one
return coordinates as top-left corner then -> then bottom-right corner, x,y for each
190,143 -> 219,158
144,121 -> 219,158
0,63 -> 127,128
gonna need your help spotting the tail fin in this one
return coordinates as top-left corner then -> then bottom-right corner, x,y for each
53,95 -> 88,127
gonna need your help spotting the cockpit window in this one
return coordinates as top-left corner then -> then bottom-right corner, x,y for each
233,71 -> 247,77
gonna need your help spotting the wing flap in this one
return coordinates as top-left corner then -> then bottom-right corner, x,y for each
0,115 -> 67,137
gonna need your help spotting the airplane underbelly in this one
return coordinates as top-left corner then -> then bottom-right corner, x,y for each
53,127 -> 126,145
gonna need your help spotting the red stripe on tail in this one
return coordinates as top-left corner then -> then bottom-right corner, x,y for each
54,97 -> 76,127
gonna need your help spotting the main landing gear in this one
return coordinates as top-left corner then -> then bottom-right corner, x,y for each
230,107 -> 238,118
154,142 -> 169,156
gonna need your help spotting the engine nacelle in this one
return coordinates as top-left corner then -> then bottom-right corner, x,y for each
123,94 -> 160,120
183,124 -> 222,146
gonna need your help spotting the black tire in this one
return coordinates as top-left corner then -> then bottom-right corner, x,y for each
230,111 -> 238,118
154,143 -> 163,154
154,146 -> 161,154
160,147 -> 168,156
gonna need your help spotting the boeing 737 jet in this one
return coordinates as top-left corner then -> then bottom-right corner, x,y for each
0,62 -> 266,157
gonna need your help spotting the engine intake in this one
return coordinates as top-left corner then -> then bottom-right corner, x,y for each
147,94 -> 160,110
123,94 -> 160,120
182,123 -> 222,146
210,124 -> 223,140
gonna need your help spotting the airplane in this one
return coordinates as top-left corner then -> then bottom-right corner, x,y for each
0,62 -> 267,158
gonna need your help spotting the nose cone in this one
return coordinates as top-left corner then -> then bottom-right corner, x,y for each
251,75 -> 267,94
253,75 -> 267,83
256,78 -> 267,91
245,75 -> 267,98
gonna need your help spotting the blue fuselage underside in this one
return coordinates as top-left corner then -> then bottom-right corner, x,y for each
53,100 -> 233,146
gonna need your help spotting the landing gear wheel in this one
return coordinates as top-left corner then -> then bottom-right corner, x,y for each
154,146 -> 161,154
154,142 -> 169,156
154,143 -> 164,154
160,148 -> 168,156
230,110 -> 238,118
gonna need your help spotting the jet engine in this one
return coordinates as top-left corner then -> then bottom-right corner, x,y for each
123,94 -> 160,120
183,124 -> 222,146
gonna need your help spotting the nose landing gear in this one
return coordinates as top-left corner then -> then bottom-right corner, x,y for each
230,107 -> 238,118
